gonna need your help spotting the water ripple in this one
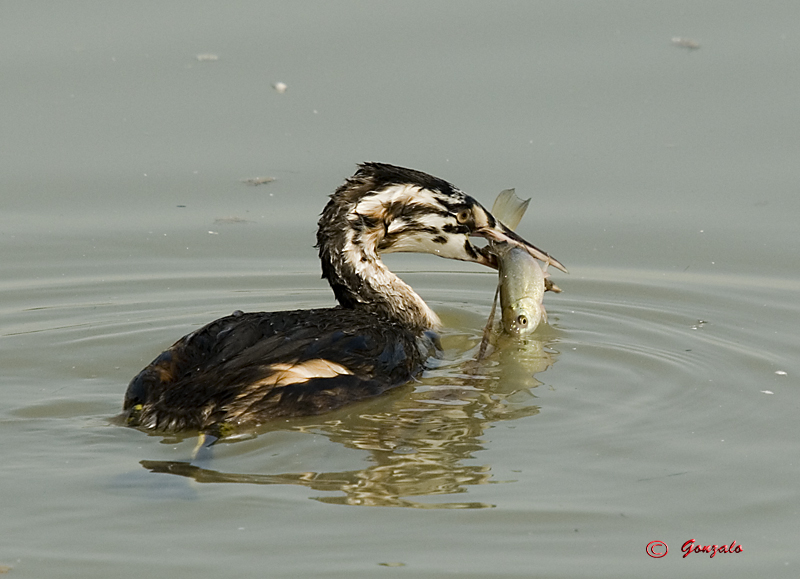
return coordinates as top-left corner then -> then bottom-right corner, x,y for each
5,262 -> 799,508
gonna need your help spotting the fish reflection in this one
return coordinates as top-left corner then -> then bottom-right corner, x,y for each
140,332 -> 558,508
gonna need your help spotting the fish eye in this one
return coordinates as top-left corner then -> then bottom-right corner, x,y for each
456,208 -> 470,224
517,314 -> 528,327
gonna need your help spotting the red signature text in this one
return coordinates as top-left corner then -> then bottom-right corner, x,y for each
681,539 -> 743,558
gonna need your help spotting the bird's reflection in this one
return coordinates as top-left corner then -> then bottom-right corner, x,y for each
140,329 -> 559,508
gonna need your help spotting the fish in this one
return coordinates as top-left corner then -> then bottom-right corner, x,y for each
472,189 -> 561,361
490,189 -> 560,336
496,242 -> 547,335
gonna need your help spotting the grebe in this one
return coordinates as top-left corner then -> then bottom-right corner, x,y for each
123,163 -> 566,434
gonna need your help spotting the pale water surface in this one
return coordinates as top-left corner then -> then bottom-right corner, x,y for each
2,2 -> 799,578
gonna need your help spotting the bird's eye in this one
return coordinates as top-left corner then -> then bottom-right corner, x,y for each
456,209 -> 471,224
517,314 -> 528,327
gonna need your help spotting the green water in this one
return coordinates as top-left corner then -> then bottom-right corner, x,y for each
3,2 -> 799,577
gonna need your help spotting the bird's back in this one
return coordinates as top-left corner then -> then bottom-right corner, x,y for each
124,307 -> 438,433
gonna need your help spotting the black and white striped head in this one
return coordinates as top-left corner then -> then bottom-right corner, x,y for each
318,162 -> 566,274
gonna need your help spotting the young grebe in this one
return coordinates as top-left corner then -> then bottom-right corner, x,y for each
123,163 -> 566,434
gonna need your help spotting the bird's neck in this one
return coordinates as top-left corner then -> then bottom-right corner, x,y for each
317,208 -> 441,332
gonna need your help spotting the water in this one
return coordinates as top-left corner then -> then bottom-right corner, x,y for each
2,2 -> 799,577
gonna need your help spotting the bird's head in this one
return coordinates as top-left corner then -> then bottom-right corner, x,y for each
319,162 -> 566,274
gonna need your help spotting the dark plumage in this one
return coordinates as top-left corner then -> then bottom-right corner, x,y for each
124,308 -> 437,433
123,163 -> 564,434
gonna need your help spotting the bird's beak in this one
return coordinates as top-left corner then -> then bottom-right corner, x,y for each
472,206 -> 568,273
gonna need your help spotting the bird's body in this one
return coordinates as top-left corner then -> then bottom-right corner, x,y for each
123,163 -> 564,434
124,307 -> 437,433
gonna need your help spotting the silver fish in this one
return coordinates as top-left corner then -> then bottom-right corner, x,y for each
490,189 -> 560,336
474,189 -> 560,360
496,242 -> 547,335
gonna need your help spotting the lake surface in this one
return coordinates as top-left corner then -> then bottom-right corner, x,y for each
2,1 -> 799,577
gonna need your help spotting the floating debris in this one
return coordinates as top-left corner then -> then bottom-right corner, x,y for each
775,370 -> 787,376
671,37 -> 700,50
208,231 -> 219,235
195,53 -> 219,61
273,81 -> 288,94
761,390 -> 774,395
690,320 -> 708,330
240,176 -> 276,186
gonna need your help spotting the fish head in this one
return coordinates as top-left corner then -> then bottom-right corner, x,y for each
502,297 -> 545,336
